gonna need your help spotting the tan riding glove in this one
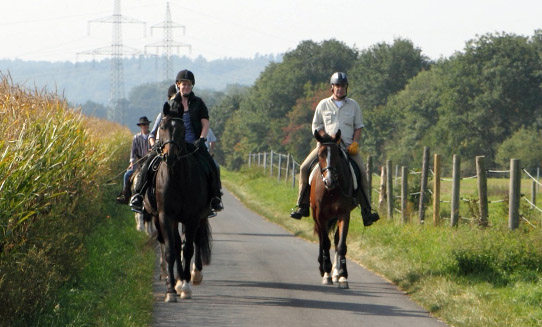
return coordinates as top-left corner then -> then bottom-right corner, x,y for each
347,141 -> 359,155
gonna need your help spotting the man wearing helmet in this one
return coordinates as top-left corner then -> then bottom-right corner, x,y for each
129,70 -> 224,214
290,72 -> 379,226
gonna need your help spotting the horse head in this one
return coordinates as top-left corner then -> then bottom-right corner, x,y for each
160,101 -> 186,167
314,129 -> 342,190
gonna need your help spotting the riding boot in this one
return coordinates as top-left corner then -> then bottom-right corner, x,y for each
209,169 -> 224,212
357,187 -> 380,227
129,152 -> 155,213
290,184 -> 310,219
116,183 -> 131,204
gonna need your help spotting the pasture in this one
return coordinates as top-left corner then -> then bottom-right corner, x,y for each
222,166 -> 542,327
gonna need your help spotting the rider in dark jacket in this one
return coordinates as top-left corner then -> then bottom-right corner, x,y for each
129,70 -> 224,214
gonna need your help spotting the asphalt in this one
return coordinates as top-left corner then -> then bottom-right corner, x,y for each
152,189 -> 448,327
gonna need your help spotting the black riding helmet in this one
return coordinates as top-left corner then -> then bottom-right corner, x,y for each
176,69 -> 195,86
330,72 -> 348,86
330,72 -> 348,98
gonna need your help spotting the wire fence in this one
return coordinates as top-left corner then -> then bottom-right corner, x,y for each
248,148 -> 542,231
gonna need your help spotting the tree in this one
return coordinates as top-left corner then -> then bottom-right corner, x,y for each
496,126 -> 542,170
349,38 -> 430,111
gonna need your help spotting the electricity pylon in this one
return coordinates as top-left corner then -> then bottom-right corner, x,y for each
145,1 -> 191,82
77,0 -> 146,124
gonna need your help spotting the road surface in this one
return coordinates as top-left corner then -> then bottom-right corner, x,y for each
152,189 -> 447,327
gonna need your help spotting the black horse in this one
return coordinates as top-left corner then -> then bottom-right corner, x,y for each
144,103 -> 212,302
310,130 -> 354,289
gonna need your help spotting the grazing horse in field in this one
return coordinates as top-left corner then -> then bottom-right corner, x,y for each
310,129 -> 355,289
144,103 -> 212,302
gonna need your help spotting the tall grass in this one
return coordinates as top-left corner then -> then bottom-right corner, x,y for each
0,75 -> 148,326
223,166 -> 542,327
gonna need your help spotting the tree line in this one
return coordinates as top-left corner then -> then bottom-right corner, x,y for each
209,31 -> 542,175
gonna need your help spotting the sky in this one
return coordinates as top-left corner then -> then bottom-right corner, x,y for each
1,0 -> 542,62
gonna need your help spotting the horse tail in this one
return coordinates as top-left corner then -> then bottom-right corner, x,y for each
196,218 -> 212,265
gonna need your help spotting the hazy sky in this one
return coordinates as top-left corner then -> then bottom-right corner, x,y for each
1,0 -> 542,62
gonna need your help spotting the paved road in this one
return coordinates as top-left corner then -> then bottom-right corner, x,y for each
152,189 -> 447,327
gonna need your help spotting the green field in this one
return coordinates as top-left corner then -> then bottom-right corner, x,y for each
222,166 -> 542,327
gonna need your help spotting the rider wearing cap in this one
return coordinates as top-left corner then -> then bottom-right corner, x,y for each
290,72 -> 379,226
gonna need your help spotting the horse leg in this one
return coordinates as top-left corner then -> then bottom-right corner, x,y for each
177,224 -> 195,299
159,243 -> 167,280
192,231 -> 203,285
332,227 -> 340,283
135,212 -> 144,232
319,226 -> 333,285
335,215 -> 350,289
161,216 -> 179,302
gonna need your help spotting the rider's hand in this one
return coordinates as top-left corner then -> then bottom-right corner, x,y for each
347,141 -> 359,155
194,137 -> 207,149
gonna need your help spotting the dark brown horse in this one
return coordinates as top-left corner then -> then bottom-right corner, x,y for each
144,103 -> 212,302
310,129 -> 355,289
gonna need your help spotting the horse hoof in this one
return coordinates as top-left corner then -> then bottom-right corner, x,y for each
322,276 -> 333,285
338,277 -> 349,289
177,280 -> 192,299
332,275 -> 339,283
181,290 -> 192,299
165,292 -> 177,302
192,270 -> 203,285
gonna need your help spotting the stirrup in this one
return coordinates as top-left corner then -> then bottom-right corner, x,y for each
210,197 -> 223,211
290,205 -> 309,219
129,194 -> 144,213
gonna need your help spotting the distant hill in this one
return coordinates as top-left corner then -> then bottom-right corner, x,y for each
0,54 -> 281,106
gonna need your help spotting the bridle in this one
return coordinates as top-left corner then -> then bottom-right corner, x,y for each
158,116 -> 198,163
319,142 -> 340,189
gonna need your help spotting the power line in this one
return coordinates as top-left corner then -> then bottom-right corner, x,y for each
76,0 -> 146,124
145,1 -> 191,82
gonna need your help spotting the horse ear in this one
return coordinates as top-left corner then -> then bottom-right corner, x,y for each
163,101 -> 171,116
335,129 -> 341,143
314,129 -> 322,143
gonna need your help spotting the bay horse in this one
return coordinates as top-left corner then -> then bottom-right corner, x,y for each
310,129 -> 355,289
144,103 -> 212,302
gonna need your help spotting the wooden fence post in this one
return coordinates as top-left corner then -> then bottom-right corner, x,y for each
285,154 -> 290,182
367,155 -> 373,205
401,166 -> 408,224
263,152 -> 267,171
386,160 -> 393,219
292,157 -> 295,188
379,166 -> 386,210
278,154 -> 282,181
509,158 -> 521,230
248,153 -> 251,168
433,154 -> 441,226
476,156 -> 488,227
451,154 -> 461,227
270,151 -> 274,176
419,147 -> 430,224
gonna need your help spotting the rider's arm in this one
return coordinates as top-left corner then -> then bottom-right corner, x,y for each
353,128 -> 362,143
148,113 -> 162,147
200,118 -> 210,139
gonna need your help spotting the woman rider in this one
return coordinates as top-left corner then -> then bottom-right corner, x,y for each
129,70 -> 224,214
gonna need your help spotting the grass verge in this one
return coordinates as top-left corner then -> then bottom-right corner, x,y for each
222,167 -> 542,327
31,188 -> 155,327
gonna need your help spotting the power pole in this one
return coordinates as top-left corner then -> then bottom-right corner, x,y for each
77,0 -> 146,124
145,1 -> 191,82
